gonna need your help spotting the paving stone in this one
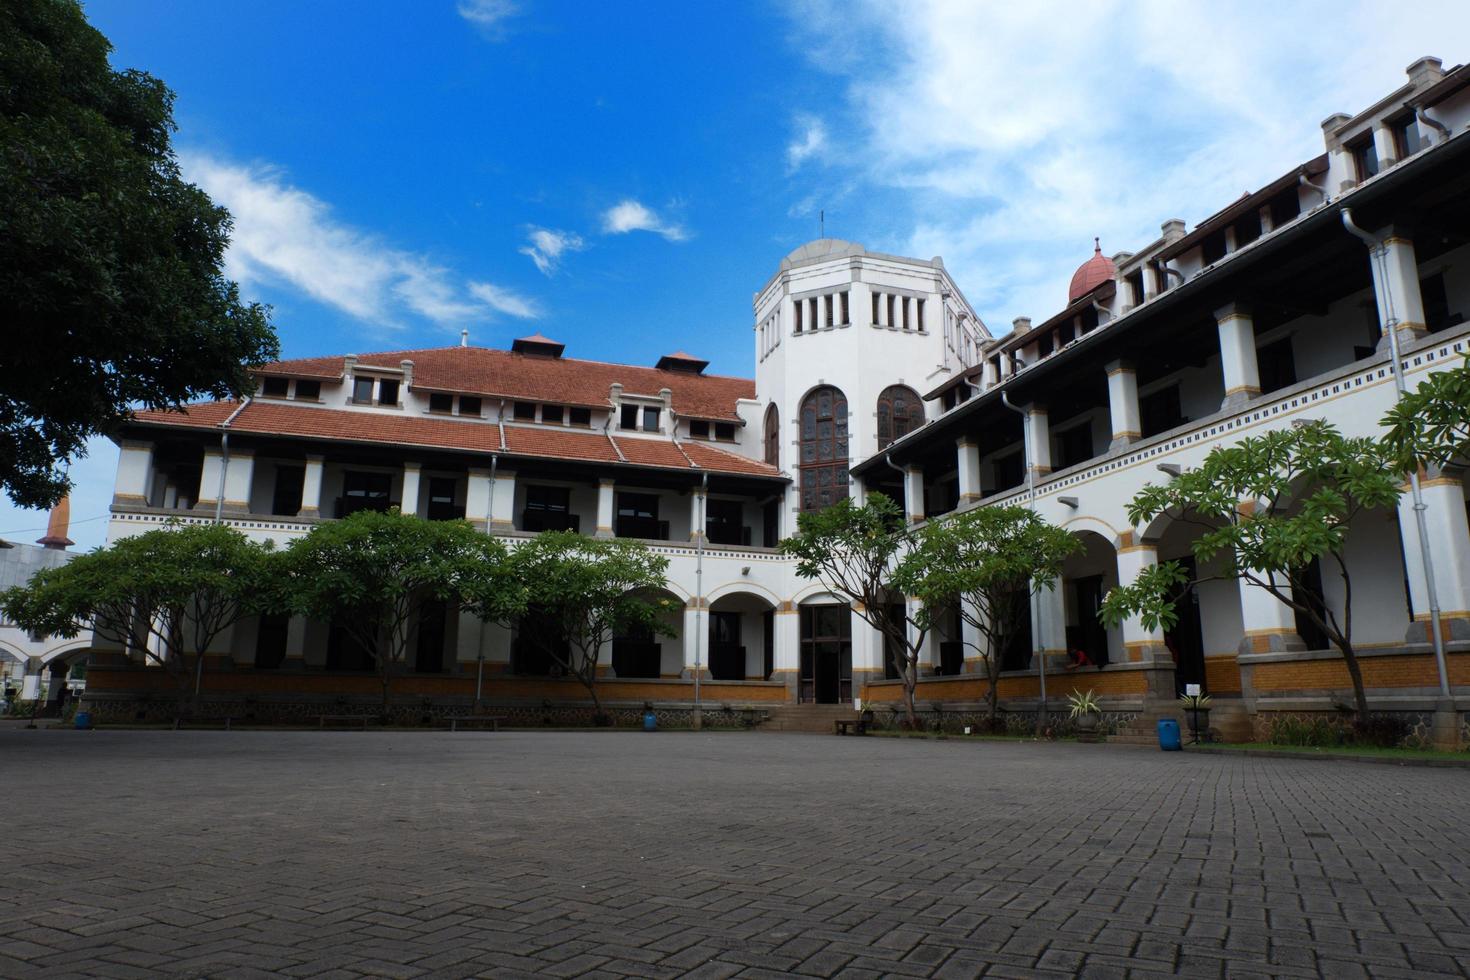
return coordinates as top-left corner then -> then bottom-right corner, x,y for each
3,730 -> 1469,978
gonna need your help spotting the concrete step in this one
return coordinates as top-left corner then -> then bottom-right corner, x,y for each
759,705 -> 862,733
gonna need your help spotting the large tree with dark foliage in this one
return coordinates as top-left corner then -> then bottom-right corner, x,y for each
0,0 -> 277,508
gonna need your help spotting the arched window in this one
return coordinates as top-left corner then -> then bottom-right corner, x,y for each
764,403 -> 780,467
876,385 -> 924,449
799,386 -> 849,512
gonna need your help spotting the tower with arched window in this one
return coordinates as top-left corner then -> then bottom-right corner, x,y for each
752,239 -> 988,520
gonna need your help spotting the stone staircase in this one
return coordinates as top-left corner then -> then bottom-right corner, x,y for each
758,704 -> 863,734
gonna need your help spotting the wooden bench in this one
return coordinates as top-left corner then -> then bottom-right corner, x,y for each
318,714 -> 373,730
450,715 -> 508,733
834,718 -> 868,736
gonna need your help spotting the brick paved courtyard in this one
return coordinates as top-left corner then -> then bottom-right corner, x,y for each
3,731 -> 1470,979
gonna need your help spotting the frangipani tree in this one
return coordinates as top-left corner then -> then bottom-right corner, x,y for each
1098,420 -> 1401,718
0,522 -> 277,722
281,509 -> 508,718
894,505 -> 1078,725
1381,353 -> 1470,470
510,531 -> 674,724
781,493 -> 928,728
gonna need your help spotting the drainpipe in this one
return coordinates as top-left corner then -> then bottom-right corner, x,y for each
693,470 -> 708,730
1415,105 -> 1450,144
1299,173 -> 1331,205
1342,207 -> 1451,700
1157,260 -> 1184,288
1000,391 -> 1047,731
213,397 -> 251,525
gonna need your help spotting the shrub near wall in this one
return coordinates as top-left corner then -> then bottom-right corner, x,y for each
1264,712 -> 1417,749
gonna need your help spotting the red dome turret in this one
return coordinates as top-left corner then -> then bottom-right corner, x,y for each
1068,238 -> 1116,303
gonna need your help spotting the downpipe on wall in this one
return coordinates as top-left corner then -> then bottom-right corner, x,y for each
1341,207 -> 1451,700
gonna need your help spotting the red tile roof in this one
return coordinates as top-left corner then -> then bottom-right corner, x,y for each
255,346 -> 755,421
130,401 -> 782,480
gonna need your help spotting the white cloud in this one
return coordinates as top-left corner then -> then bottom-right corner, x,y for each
182,152 -> 538,328
519,227 -> 586,276
782,0 -> 1470,334
786,114 -> 828,171
457,0 -> 519,38
600,199 -> 688,242
468,281 -> 539,319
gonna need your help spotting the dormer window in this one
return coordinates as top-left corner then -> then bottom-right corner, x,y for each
514,401 -> 536,421
1348,133 -> 1379,182
377,379 -> 399,406
643,407 -> 660,432
543,404 -> 564,424
714,422 -> 735,441
690,420 -> 710,439
295,380 -> 321,401
352,377 -> 374,404
1390,115 -> 1425,161
569,407 -> 591,427
428,393 -> 453,414
459,396 -> 482,417
620,404 -> 638,430
260,376 -> 289,398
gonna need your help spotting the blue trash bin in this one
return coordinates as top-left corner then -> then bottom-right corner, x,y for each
643,711 -> 657,732
1157,718 -> 1182,751
74,711 -> 92,731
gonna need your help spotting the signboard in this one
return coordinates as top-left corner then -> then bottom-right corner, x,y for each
1185,683 -> 1201,696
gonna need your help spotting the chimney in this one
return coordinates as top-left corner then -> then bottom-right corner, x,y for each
1012,317 -> 1032,335
1160,219 -> 1186,243
36,496 -> 73,551
400,359 -> 414,389
460,328 -> 469,348
1406,56 -> 1444,88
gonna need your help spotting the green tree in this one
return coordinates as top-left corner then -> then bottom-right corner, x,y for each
894,506 -> 1079,726
1381,354 -> 1470,471
280,510 -> 505,719
1098,421 -> 1401,718
510,531 -> 674,725
0,522 -> 277,723
0,0 -> 278,508
780,493 -> 928,728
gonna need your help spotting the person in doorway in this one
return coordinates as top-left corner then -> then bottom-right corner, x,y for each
1065,647 -> 1095,671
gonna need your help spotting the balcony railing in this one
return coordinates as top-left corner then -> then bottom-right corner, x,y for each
615,516 -> 669,541
522,510 -> 581,533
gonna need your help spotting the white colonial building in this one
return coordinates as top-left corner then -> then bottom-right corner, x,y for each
82,56 -> 1470,736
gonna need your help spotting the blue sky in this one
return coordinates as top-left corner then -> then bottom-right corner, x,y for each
5,0 -> 1468,549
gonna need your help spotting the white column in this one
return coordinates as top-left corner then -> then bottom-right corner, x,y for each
1238,575 -> 1304,653
455,609 -> 483,668
298,455 -> 324,518
1106,359 -> 1142,450
490,469 -> 516,532
194,449 -> 224,512
1399,473 -> 1470,642
595,478 -> 615,538
818,293 -> 830,330
285,615 -> 307,665
1258,205 -> 1275,235
466,467 -> 492,529
112,440 -> 154,506
877,291 -> 890,328
1023,404 -> 1052,479
956,438 -> 982,504
400,462 -> 422,518
903,465 -> 925,523
1215,302 -> 1261,409
1379,231 -> 1427,340
1372,124 -> 1399,169
852,608 -> 885,680
773,604 -> 800,700
689,486 -> 706,543
1116,541 -> 1169,663
219,449 -> 254,515
682,600 -> 707,679
783,290 -> 800,336
1035,576 -> 1067,661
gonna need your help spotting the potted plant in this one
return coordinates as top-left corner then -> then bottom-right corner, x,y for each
1067,689 -> 1103,742
1179,693 -> 1212,742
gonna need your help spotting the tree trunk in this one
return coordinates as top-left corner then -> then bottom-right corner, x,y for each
576,665 -> 607,725
380,660 -> 392,723
986,658 -> 999,724
1340,642 -> 1370,718
901,660 -> 919,729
